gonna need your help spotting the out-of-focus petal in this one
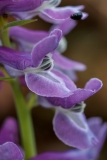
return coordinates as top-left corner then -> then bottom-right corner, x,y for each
39,6 -> 88,24
50,19 -> 77,35
53,110 -> 97,149
53,51 -> 86,70
0,142 -> 24,160
0,118 -> 19,145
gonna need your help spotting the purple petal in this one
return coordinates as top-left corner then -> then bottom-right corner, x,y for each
38,96 -> 53,108
0,47 -> 32,70
0,142 -> 24,160
87,117 -> 107,160
46,78 -> 103,108
0,0 -> 46,14
25,69 -> 76,97
85,78 -> 103,93
5,65 -> 23,77
39,6 -> 88,24
53,51 -> 86,70
31,29 -> 62,67
30,150 -> 88,160
50,19 -> 77,35
53,110 -> 98,149
9,26 -> 48,51
0,118 -> 19,145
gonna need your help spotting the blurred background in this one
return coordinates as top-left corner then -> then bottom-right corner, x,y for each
0,0 -> 107,159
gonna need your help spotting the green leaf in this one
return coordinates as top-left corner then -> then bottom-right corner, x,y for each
0,77 -> 14,81
3,19 -> 37,30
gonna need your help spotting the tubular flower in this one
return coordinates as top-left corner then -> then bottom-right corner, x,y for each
0,0 -> 88,23
38,78 -> 102,149
30,117 -> 107,160
0,117 -> 23,160
0,29 -> 77,97
9,26 -> 86,81
0,117 -> 19,145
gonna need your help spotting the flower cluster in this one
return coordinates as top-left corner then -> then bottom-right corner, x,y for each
0,0 -> 106,160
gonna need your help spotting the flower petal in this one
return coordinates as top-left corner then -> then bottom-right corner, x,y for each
31,29 -> 62,67
0,142 -> 24,160
53,51 -> 86,70
85,78 -> 103,93
0,47 -> 32,70
53,110 -> 97,149
30,150 -> 87,160
50,18 -> 77,35
9,26 -> 48,47
0,118 -> 19,145
39,6 -> 88,24
25,69 -> 75,97
46,78 -> 103,108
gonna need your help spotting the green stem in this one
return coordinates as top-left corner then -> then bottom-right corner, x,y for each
0,16 -> 11,47
11,79 -> 37,159
0,16 -> 37,159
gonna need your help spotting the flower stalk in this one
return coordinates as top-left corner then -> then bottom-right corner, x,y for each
0,16 -> 37,159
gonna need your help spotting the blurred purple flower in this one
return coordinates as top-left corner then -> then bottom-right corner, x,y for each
0,117 -> 19,145
0,0 -> 88,23
30,117 -> 107,160
0,117 -> 23,160
9,26 -> 86,81
0,29 -> 77,97
0,142 -> 24,160
38,78 -> 102,149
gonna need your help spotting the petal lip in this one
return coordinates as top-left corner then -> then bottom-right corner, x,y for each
85,78 -> 103,92
0,142 -> 24,160
25,70 -> 73,97
46,78 -> 103,108
53,110 -> 98,149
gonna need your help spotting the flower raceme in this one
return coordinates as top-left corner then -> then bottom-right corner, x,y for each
0,0 -> 88,23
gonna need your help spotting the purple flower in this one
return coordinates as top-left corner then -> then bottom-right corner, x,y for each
39,78 -> 102,108
0,142 -> 24,160
38,78 -> 102,149
0,0 -> 88,23
0,29 -> 77,97
0,117 -> 19,145
0,118 -> 23,160
30,117 -> 107,160
9,26 -> 86,81
0,0 -> 60,19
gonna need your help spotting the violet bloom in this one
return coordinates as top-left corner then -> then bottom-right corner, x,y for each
0,117 -> 23,160
0,0 -> 88,23
0,117 -> 19,145
30,117 -> 107,160
0,142 -> 24,160
9,26 -> 86,81
0,29 -> 77,97
38,78 -> 102,149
